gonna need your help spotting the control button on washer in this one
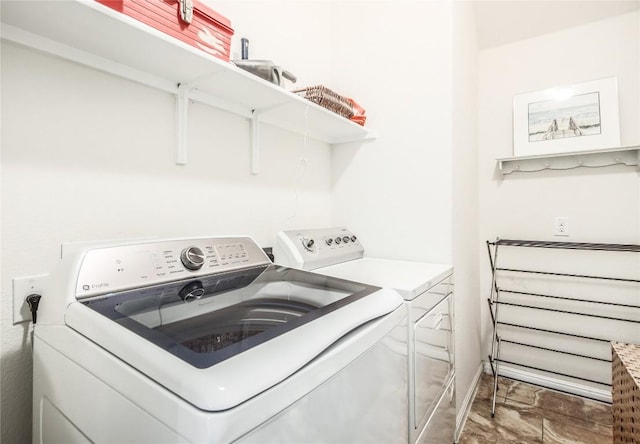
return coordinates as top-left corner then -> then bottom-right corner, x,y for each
350,235 -> 357,242
335,237 -> 342,244
342,236 -> 350,243
326,238 -> 333,246
180,246 -> 205,270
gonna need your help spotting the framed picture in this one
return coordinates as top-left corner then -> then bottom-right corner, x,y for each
513,77 -> 620,156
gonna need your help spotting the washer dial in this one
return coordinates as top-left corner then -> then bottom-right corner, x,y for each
180,246 -> 205,270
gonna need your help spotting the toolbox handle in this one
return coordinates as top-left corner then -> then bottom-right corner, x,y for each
282,70 -> 297,83
179,0 -> 193,24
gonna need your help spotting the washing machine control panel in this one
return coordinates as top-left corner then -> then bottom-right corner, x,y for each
274,227 -> 364,270
75,237 -> 270,299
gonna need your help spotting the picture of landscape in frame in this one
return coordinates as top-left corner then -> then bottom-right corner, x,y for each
513,76 -> 620,156
528,92 -> 602,142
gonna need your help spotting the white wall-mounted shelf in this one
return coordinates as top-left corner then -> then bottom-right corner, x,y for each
0,0 -> 376,173
497,145 -> 640,177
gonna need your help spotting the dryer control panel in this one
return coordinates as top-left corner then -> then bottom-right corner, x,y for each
274,227 -> 364,270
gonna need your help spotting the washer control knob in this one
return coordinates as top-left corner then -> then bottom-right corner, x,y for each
326,238 -> 333,246
350,235 -> 357,242
301,237 -> 316,252
335,237 -> 342,244
181,246 -> 205,270
342,236 -> 350,243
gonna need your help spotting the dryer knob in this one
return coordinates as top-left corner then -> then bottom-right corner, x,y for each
181,246 -> 205,270
301,237 -> 316,252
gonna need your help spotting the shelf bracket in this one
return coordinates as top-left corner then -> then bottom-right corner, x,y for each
176,83 -> 191,165
251,110 -> 260,175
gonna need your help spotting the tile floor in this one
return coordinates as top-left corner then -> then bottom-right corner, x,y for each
458,374 -> 612,444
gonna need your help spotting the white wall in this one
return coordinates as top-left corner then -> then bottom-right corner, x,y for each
207,0 -> 333,89
478,11 -> 640,394
328,0 -> 482,424
452,0 -> 482,430
0,3 -> 334,440
330,1 -> 453,264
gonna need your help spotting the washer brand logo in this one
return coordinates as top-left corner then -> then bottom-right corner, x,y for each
88,282 -> 109,290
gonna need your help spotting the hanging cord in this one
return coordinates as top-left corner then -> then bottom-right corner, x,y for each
284,101 -> 310,227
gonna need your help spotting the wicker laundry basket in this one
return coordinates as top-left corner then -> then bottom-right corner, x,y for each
612,342 -> 640,443
293,85 -> 355,119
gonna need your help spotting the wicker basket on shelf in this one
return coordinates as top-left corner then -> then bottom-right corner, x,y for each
612,342 -> 640,443
293,85 -> 355,119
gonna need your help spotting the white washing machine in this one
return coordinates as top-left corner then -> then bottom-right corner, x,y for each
33,235 -> 409,443
274,227 -> 456,444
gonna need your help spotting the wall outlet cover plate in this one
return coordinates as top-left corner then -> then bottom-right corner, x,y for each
13,274 -> 49,324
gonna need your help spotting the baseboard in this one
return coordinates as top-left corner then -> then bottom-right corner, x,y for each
454,362 -> 484,443
482,361 -> 612,403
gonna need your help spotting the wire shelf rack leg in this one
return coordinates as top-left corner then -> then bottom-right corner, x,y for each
488,240 -> 500,359
487,239 -> 499,299
487,240 -> 501,410
492,337 -> 501,418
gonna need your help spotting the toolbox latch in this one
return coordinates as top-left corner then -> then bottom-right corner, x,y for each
179,0 -> 193,24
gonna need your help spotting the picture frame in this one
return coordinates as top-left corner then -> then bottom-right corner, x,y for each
512,77 -> 621,157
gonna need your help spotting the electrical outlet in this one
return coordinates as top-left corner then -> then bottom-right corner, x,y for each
13,274 -> 48,325
554,217 -> 569,237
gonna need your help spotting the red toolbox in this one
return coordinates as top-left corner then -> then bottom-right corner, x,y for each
97,0 -> 234,61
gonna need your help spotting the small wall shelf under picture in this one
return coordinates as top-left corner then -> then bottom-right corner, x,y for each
497,145 -> 640,177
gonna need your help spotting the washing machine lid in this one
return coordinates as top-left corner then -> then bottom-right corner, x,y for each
314,257 -> 453,300
65,264 -> 403,411
75,265 -> 380,369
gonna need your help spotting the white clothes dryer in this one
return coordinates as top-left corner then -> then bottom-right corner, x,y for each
33,236 -> 408,443
274,227 -> 456,444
